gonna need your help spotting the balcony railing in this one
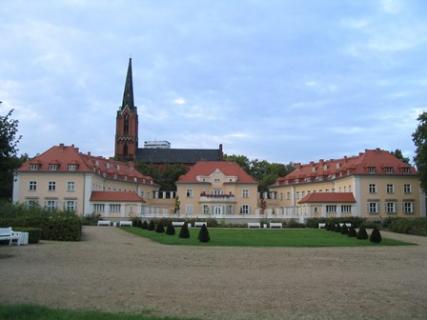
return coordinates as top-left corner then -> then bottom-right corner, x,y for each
199,192 -> 236,202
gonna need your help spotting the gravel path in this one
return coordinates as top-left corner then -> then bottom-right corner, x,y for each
1,226 -> 427,320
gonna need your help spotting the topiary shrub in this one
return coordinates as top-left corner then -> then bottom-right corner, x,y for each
131,217 -> 142,228
141,220 -> 148,229
335,224 -> 342,233
155,221 -> 164,233
347,227 -> 357,237
165,222 -> 175,235
198,224 -> 210,243
357,226 -> 369,240
179,222 -> 190,239
341,225 -> 348,235
370,227 -> 382,243
147,220 -> 155,231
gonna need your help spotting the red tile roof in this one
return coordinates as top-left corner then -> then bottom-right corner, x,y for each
178,161 -> 257,184
90,191 -> 144,202
19,144 -> 155,185
276,148 -> 416,186
299,192 -> 356,204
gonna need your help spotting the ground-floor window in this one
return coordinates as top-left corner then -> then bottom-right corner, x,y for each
341,205 -> 352,213
93,204 -> 105,213
326,205 -> 337,213
65,200 -> 76,212
109,204 -> 121,213
25,199 -> 39,208
203,205 -> 209,215
403,202 -> 414,215
240,205 -> 249,215
45,200 -> 57,211
368,202 -> 379,214
185,204 -> 193,215
385,202 -> 396,214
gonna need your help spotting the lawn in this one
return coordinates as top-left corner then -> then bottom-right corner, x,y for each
0,304 -> 192,320
123,227 -> 413,247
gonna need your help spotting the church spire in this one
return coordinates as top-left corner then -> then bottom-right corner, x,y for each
121,58 -> 135,110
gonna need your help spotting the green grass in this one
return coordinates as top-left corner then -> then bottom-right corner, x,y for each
123,227 -> 413,247
0,304 -> 193,320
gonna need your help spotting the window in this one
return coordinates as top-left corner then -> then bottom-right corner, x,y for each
213,189 -> 223,195
48,181 -> 56,191
48,164 -> 59,171
186,189 -> 193,198
296,192 -> 300,199
67,181 -> 75,192
203,205 -> 209,215
214,178 -> 220,182
343,186 -> 347,192
29,181 -> 37,191
93,204 -> 105,213
341,205 -> 352,213
68,164 -> 78,171
368,202 -> 379,214
368,167 -> 376,174
385,202 -> 396,214
348,185 -> 352,192
404,184 -> 412,194
240,205 -> 249,215
26,199 -> 38,207
140,190 -> 144,198
386,184 -> 394,194
368,184 -> 376,193
242,188 -> 249,198
403,202 -> 414,215
326,205 -> 337,213
109,204 -> 121,213
65,200 -> 76,212
384,167 -> 394,174
280,193 -> 283,200
287,192 -> 290,200
402,167 -> 410,174
185,204 -> 193,215
30,164 -> 39,171
46,200 -> 57,211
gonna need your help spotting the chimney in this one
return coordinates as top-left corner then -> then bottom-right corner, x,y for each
88,152 -> 91,156
59,143 -> 64,148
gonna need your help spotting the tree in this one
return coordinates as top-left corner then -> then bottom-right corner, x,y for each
174,196 -> 180,214
0,108 -> 25,200
179,222 -> 190,239
390,149 -> 410,164
198,224 -> 210,242
413,112 -> 427,192
223,154 -> 250,172
357,226 -> 369,240
369,227 -> 382,243
135,163 -> 188,191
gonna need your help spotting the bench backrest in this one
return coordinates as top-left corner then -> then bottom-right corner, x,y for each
0,227 -> 12,236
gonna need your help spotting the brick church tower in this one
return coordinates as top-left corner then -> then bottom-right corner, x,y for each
115,58 -> 138,161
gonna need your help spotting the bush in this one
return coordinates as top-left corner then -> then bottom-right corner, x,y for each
347,227 -> 357,237
131,217 -> 142,228
14,227 -> 42,244
80,214 -> 100,226
286,219 -> 306,228
388,218 -> 427,236
155,221 -> 164,233
335,224 -> 342,233
141,220 -> 148,229
179,222 -> 190,239
362,221 -> 382,229
357,226 -> 369,240
306,217 -> 366,228
147,220 -> 155,231
341,225 -> 348,235
198,224 -> 210,242
165,222 -> 175,235
370,227 -> 382,243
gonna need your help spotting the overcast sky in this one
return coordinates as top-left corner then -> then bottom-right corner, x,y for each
0,0 -> 426,164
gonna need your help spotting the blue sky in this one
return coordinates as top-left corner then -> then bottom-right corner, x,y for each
0,0 -> 426,164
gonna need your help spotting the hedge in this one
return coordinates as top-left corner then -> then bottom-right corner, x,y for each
388,218 -> 427,236
306,217 -> 365,228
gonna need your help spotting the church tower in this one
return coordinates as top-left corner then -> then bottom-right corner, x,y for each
115,58 -> 139,161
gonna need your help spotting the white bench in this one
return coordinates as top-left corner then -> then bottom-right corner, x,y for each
269,223 -> 283,229
172,221 -> 185,227
97,220 -> 111,226
119,221 -> 133,227
248,222 -> 261,229
0,227 -> 20,245
339,223 -> 352,227
318,223 -> 326,229
194,222 -> 207,227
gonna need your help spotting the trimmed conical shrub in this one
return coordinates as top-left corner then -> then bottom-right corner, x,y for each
341,225 -> 348,235
357,226 -> 368,240
165,222 -> 175,235
198,224 -> 210,243
335,224 -> 342,232
141,221 -> 148,229
179,222 -> 190,239
325,223 -> 331,231
148,220 -> 155,231
155,221 -> 164,233
348,227 -> 357,237
370,227 -> 382,243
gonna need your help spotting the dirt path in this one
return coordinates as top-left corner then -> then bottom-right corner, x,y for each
1,226 -> 427,320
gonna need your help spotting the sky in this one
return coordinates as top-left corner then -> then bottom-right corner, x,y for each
0,0 -> 426,164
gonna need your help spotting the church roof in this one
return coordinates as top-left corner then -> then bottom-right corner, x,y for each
136,148 -> 222,164
121,58 -> 135,110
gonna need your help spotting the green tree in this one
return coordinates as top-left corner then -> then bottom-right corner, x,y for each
413,112 -> 427,192
136,163 -> 188,191
223,154 -> 250,172
0,108 -> 26,200
390,149 -> 410,164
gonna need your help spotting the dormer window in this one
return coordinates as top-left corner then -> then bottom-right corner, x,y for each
48,164 -> 59,171
384,167 -> 394,174
402,167 -> 410,174
30,164 -> 40,171
323,165 -> 328,170
336,163 -> 341,169
68,164 -> 78,171
368,167 -> 376,174
311,167 -> 316,173
106,163 -> 110,169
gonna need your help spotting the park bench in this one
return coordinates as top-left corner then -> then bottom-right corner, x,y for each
248,222 -> 261,229
0,227 -> 21,246
172,221 -> 185,227
119,221 -> 133,227
339,223 -> 352,227
318,223 -> 326,229
269,222 -> 283,229
194,222 -> 207,227
97,220 -> 111,226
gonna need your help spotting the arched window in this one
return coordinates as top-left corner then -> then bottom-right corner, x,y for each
123,144 -> 128,157
124,115 -> 129,135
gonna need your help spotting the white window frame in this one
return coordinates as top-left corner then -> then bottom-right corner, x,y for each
368,184 -> 376,193
341,205 -> 351,213
386,184 -> 394,194
48,181 -> 56,191
30,164 -> 39,171
385,202 -> 396,214
404,184 -> 412,194
203,204 -> 209,215
186,188 -> 193,198
368,202 -> 379,214
45,200 -> 57,211
29,181 -> 37,191
65,200 -> 76,212
67,181 -> 75,192
93,204 -> 105,213
403,202 -> 414,215
242,188 -> 249,198
109,204 -> 121,213
185,204 -> 193,215
326,205 -> 337,213
48,164 -> 59,171
240,205 -> 249,215
67,164 -> 78,171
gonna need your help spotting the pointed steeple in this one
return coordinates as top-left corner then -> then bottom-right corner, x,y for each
121,58 -> 135,110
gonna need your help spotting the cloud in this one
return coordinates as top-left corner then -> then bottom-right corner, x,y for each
173,97 -> 186,105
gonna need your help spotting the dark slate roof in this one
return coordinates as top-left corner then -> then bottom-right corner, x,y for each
121,58 -> 135,110
136,148 -> 222,164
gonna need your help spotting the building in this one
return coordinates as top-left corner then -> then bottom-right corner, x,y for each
114,58 -> 223,165
269,148 -> 426,222
13,144 -> 159,218
175,161 -> 258,219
